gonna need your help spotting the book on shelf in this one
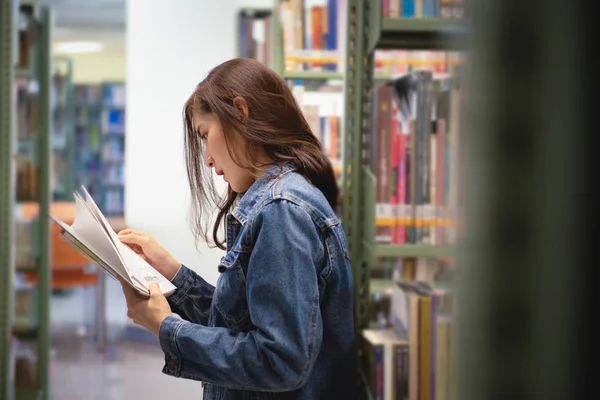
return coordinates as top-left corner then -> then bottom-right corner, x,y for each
238,9 -> 272,65
101,83 -> 126,216
50,186 -> 176,296
381,0 -> 464,19
363,279 -> 455,400
369,69 -> 464,247
278,0 -> 346,73
291,82 -> 343,181
74,84 -> 103,205
362,328 -> 409,400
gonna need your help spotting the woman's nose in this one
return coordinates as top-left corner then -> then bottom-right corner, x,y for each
204,153 -> 214,168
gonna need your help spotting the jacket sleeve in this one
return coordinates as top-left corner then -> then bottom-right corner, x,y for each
158,199 -> 324,392
166,264 -> 215,326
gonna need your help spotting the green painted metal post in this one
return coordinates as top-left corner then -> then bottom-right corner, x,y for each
343,0 -> 371,336
36,6 -> 52,398
342,1 -> 376,397
0,0 -> 16,398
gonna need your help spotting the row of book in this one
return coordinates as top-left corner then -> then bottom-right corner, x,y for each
274,0 -> 465,74
370,70 -> 463,245
382,0 -> 465,19
361,259 -> 458,400
51,69 -> 72,200
102,82 -> 126,108
102,108 -> 126,135
73,83 -> 126,216
15,78 -> 38,142
74,84 -> 102,106
15,68 -> 75,202
103,188 -> 126,216
16,163 -> 37,203
291,83 -> 344,181
278,0 -> 346,73
239,10 -> 272,65
74,95 -> 103,201
374,50 -> 465,78
12,339 -> 37,388
14,217 -> 35,269
363,271 -> 457,400
101,82 -> 126,215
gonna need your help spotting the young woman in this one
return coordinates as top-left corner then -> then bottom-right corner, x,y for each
117,58 -> 356,399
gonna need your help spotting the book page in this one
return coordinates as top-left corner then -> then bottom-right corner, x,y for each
68,195 -> 131,281
73,191 -> 149,293
60,228 -> 148,293
78,187 -> 176,295
59,230 -> 129,284
50,215 -> 135,289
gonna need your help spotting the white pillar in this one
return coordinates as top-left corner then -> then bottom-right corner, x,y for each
126,0 -> 239,287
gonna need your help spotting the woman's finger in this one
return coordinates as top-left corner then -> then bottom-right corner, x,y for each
121,281 -> 139,303
119,233 -> 148,247
118,228 -> 147,238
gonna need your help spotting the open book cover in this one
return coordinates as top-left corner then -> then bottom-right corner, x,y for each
50,186 -> 176,297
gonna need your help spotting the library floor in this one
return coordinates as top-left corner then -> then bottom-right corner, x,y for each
49,277 -> 202,400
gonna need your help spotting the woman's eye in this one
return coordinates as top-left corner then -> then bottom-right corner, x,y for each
200,133 -> 208,141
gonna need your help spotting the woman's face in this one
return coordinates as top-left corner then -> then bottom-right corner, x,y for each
192,110 -> 255,193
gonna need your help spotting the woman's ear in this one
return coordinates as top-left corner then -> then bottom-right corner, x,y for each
232,96 -> 249,121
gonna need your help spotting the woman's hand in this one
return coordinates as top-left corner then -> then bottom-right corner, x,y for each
122,282 -> 172,337
118,229 -> 181,280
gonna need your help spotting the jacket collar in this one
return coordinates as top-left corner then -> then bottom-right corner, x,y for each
230,163 -> 296,225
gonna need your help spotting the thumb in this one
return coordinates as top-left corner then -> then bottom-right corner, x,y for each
148,282 -> 162,297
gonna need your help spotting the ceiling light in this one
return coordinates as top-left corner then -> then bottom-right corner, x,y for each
54,41 -> 104,54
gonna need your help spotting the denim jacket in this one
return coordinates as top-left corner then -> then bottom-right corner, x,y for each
158,164 -> 357,400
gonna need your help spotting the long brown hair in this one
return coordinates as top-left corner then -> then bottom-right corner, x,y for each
183,58 -> 339,250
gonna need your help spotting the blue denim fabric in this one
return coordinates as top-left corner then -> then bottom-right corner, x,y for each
159,164 -> 357,399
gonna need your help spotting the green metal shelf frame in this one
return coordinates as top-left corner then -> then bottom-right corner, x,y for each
283,70 -> 344,80
341,2 -> 374,395
1,2 -> 52,399
375,244 -> 455,258
51,56 -> 75,200
282,71 -> 395,81
1,0 -> 17,398
31,7 -> 52,399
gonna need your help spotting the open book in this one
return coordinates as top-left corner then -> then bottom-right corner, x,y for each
50,186 -> 176,297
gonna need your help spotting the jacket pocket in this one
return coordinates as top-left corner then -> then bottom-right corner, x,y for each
213,250 -> 252,332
